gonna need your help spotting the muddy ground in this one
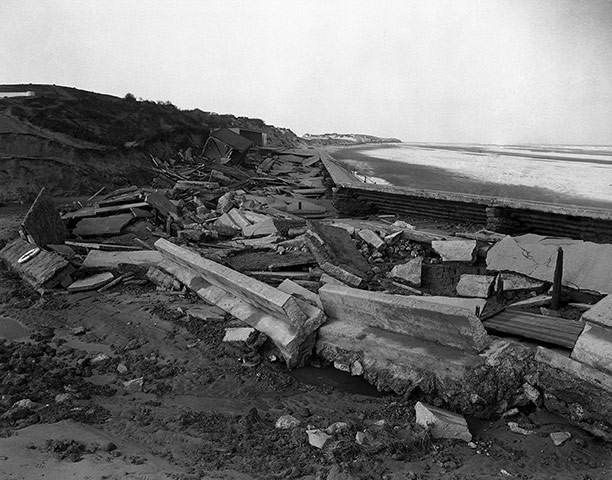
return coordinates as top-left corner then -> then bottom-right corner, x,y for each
1,208 -> 612,480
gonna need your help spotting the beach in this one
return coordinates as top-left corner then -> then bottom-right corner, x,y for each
330,143 -> 612,209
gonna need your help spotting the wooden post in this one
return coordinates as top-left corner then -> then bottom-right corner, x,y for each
551,247 -> 563,310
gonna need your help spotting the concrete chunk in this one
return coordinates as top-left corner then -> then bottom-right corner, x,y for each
278,279 -> 323,309
319,284 -> 489,352
582,295 -> 612,329
456,274 -> 495,298
222,327 -> 258,343
68,272 -> 114,292
358,229 -> 384,250
388,257 -> 422,287
571,323 -> 612,374
499,272 -> 546,292
432,240 -> 477,262
415,402 -> 472,442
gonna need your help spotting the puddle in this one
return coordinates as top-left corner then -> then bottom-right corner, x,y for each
288,365 -> 385,397
0,316 -> 31,341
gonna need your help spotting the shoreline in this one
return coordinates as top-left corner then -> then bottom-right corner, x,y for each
329,144 -> 612,210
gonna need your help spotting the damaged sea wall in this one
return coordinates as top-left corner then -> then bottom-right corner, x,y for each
320,152 -> 612,241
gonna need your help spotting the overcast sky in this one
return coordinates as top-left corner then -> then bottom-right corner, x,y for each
2,0 -> 612,144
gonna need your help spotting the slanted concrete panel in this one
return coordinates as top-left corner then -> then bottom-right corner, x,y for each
582,295 -> 612,329
21,187 -> 68,247
155,238 -> 306,326
456,274 -> 495,298
487,235 -> 612,294
571,323 -> 612,374
319,284 -> 489,352
432,240 -> 477,262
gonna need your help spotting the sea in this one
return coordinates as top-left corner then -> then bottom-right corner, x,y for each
330,143 -> 612,209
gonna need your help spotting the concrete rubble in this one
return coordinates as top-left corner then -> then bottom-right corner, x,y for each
3,144 -> 612,444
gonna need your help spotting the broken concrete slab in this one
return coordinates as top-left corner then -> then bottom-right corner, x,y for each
414,296 -> 487,315
358,229 -> 384,250
388,257 -> 422,287
487,234 -> 612,294
222,327 -> 258,343
242,218 -> 278,238
0,238 -> 73,288
582,295 -> 612,329
21,187 -> 68,247
73,213 -> 134,238
550,431 -> 571,446
305,222 -> 370,288
319,284 -> 489,353
319,273 -> 349,286
431,240 -> 477,263
571,323 -> 612,374
456,274 -> 495,298
68,272 -> 114,292
82,250 -> 163,269
499,272 -> 547,292
415,402 -> 472,442
278,279 -> 323,309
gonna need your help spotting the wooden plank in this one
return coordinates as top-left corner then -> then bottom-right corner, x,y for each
21,187 -> 68,247
0,238 -> 72,288
145,192 -> 178,219
73,213 -> 133,238
62,202 -> 149,220
483,310 -> 584,349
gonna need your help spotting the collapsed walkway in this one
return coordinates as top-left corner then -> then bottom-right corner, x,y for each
3,148 -> 612,442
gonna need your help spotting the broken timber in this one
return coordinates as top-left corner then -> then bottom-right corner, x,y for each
154,238 -> 325,367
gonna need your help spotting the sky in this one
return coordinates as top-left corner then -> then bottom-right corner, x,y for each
2,0 -> 612,144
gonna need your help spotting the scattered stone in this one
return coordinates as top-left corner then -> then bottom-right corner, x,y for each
456,274 -> 495,298
388,257 -> 422,287
502,408 -> 520,418
275,415 -> 301,429
306,427 -> 331,449
90,353 -> 110,365
325,422 -> 349,435
116,363 -> 128,374
355,430 -> 374,445
431,240 -> 476,263
123,377 -> 144,392
71,326 -> 86,336
55,393 -> 72,403
468,441 -> 477,449
507,422 -> 536,436
415,402 -> 472,442
550,431 -> 571,446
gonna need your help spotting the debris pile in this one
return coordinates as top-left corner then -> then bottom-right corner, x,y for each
3,144 -> 612,443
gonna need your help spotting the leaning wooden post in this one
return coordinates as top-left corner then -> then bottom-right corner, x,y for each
551,247 -> 563,310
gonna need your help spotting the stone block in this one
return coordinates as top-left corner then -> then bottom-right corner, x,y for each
388,257 -> 422,287
358,229 -> 384,249
415,402 -> 472,442
571,323 -> 612,374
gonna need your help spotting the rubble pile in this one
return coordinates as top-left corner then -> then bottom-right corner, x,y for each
3,142 -> 612,446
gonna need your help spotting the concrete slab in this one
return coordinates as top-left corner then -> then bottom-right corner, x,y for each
413,296 -> 486,315
388,257 -> 422,287
415,402 -> 472,442
68,272 -> 114,292
571,323 -> 612,374
487,234 -> 612,294
432,240 -> 477,262
582,295 -> 612,329
21,187 -> 68,247
73,213 -> 133,238
499,272 -> 547,292
278,279 -> 323,309
456,274 -> 495,298
319,284 -> 489,352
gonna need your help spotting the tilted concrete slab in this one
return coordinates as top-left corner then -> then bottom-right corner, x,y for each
412,296 -> 486,315
157,258 -> 324,368
388,257 -> 422,287
487,234 -> 612,294
319,284 -> 489,353
415,402 -> 472,442
571,323 -> 612,374
316,319 -> 534,416
582,295 -> 612,329
21,187 -> 68,247
155,238 -> 306,327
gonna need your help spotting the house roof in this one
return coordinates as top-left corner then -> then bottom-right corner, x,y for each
210,128 -> 253,151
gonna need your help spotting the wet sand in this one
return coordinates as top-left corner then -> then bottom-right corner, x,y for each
331,144 -> 612,209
